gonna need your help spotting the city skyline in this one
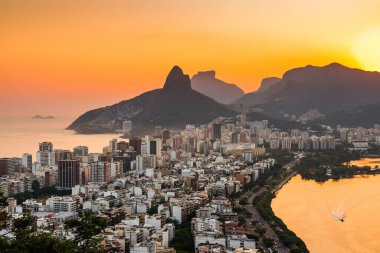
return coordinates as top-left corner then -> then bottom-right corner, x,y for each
2,2 -> 380,252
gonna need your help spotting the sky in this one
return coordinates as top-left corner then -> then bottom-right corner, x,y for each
1,0 -> 380,118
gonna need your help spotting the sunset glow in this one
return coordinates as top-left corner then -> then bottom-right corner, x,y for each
352,27 -> 380,72
1,0 -> 380,117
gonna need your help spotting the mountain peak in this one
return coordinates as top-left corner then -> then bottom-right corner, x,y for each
163,65 -> 191,91
325,62 -> 345,68
257,77 -> 281,93
195,70 -> 216,79
191,70 -> 244,104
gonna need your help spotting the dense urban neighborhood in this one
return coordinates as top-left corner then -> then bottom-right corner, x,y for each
1,114 -> 380,253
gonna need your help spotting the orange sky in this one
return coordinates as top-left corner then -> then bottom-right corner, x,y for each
1,0 -> 380,118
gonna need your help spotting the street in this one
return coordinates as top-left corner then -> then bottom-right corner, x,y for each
235,159 -> 300,253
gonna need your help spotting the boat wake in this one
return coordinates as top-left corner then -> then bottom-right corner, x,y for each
331,210 -> 345,222
331,202 -> 346,222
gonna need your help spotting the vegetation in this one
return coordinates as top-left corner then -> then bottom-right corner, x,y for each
295,147 -> 377,182
147,205 -> 158,215
254,227 -> 266,236
0,212 -> 77,253
169,215 -> 195,253
12,182 -> 71,203
262,237 -> 274,247
235,152 -> 309,252
239,197 -> 249,205
253,192 -> 309,252
0,192 -> 107,253
65,211 -> 107,251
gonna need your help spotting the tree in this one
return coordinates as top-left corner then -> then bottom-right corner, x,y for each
159,197 -> 166,204
263,237 -> 274,247
147,205 -> 158,215
65,211 -> 107,251
255,227 -> 267,236
0,192 -> 7,207
252,220 -> 259,226
0,194 -> 77,253
10,233 -> 78,253
0,193 -> 9,230
239,198 -> 249,205
12,215 -> 34,240
32,180 -> 41,192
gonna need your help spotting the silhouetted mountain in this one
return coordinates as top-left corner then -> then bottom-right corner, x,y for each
320,104 -> 380,128
236,63 -> 380,123
191,70 -> 244,104
68,66 -> 237,134
32,114 -> 56,119
256,77 -> 281,93
234,77 -> 281,105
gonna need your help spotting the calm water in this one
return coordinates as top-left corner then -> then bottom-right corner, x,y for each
272,159 -> 380,253
0,117 -> 120,158
347,157 -> 380,168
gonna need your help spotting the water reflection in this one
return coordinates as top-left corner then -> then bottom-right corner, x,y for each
273,161 -> 380,253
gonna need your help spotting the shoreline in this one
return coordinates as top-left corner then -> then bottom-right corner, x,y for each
255,169 -> 309,253
271,170 -> 298,194
270,157 -> 380,253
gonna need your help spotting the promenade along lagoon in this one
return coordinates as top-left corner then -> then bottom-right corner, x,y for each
272,158 -> 380,253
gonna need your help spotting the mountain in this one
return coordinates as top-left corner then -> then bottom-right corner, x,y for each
234,77 -> 281,105
32,114 -> 56,119
320,104 -> 380,128
235,63 -> 380,123
191,70 -> 244,104
67,66 -> 237,134
255,77 -> 281,93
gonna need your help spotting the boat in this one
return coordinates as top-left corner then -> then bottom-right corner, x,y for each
332,209 -> 345,222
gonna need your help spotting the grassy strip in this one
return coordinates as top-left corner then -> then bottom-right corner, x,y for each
254,191 -> 309,253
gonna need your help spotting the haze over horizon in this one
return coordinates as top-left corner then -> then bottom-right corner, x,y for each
2,0 -> 380,118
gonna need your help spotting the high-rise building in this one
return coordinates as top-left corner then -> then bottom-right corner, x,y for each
213,123 -> 222,140
73,146 -> 88,156
0,158 -> 11,175
281,138 -> 292,150
109,139 -> 118,153
172,135 -> 183,150
57,160 -> 80,189
269,139 -> 280,149
47,196 -> 77,212
188,137 -> 197,153
129,137 -> 142,155
243,150 -> 253,162
22,153 -> 32,169
291,129 -> 301,137
90,162 -> 111,182
39,142 -> 53,152
36,151 -> 54,166
240,132 -> 247,143
148,139 -> 162,157
154,126 -> 162,137
37,142 -> 54,166
136,155 -> 157,170
231,132 -> 238,144
162,129 -> 171,144
53,150 -> 73,165
117,141 -> 129,152
340,130 -> 348,142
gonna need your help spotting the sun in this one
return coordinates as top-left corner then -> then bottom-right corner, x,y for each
352,28 -> 380,71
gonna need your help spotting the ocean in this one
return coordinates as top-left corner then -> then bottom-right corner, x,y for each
0,117 -> 120,158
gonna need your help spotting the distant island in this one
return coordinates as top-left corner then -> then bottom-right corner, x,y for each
32,114 -> 56,120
